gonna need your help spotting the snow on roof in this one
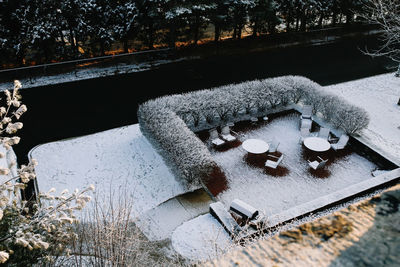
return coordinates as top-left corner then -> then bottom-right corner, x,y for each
30,124 -> 198,218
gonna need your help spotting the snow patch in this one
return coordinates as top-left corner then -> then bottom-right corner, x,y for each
324,73 -> 400,164
31,124 -> 194,217
171,214 -> 232,261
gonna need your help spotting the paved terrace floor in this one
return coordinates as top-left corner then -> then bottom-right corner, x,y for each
205,73 -> 400,266
212,113 -> 379,217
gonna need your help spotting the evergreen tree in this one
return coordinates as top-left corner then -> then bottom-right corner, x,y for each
81,0 -> 114,56
209,0 -> 231,42
186,0 -> 215,45
111,0 -> 139,52
136,0 -> 164,49
249,0 -> 280,36
229,0 -> 256,39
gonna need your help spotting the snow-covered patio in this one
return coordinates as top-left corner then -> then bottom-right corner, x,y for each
171,73 -> 400,261
213,113 -> 378,216
30,73 -> 400,262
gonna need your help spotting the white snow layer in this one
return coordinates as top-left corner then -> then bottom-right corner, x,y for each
171,73 -> 400,261
171,214 -> 232,261
31,124 -> 192,217
324,73 -> 400,164
0,57 -> 193,91
214,114 -> 377,217
30,73 -> 400,262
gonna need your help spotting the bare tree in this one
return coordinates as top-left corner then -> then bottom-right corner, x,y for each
361,0 -> 400,77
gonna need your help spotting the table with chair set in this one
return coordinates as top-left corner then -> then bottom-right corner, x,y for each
303,136 -> 331,152
242,139 -> 269,154
299,105 -> 350,171
242,138 -> 283,169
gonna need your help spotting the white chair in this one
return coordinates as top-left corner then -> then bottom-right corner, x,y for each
331,134 -> 349,151
299,127 -> 310,143
268,137 -> 280,153
318,127 -> 330,140
301,105 -> 313,119
265,154 -> 284,169
300,118 -> 312,131
209,128 -> 225,146
308,156 -> 328,170
221,125 -> 236,142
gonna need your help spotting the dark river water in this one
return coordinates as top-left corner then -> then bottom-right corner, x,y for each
15,36 -> 392,162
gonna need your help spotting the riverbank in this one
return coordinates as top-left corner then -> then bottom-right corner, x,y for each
10,36 -> 394,164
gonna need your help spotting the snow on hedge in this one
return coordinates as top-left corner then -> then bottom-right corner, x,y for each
138,76 -> 369,186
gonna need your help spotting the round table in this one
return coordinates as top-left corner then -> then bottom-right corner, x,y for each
303,137 -> 331,152
242,139 -> 269,154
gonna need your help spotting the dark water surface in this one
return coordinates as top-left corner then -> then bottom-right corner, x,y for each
15,37 -> 392,162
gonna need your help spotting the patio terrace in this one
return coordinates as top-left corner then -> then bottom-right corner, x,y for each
198,112 -> 381,217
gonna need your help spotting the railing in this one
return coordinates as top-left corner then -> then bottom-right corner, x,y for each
0,48 -> 174,85
0,23 -> 381,86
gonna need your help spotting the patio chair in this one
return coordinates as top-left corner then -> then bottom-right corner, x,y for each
318,127 -> 330,140
300,118 -> 312,131
265,154 -> 284,169
331,134 -> 349,151
209,128 -> 225,147
268,137 -> 280,153
308,156 -> 328,170
301,105 -> 313,119
299,127 -> 310,143
221,125 -> 236,142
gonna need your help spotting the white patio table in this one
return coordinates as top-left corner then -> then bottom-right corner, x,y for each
242,139 -> 269,154
303,137 -> 331,152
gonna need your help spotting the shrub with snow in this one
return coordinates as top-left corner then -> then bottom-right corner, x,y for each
0,81 -> 93,265
138,98 -> 216,188
283,76 -> 370,134
138,76 -> 369,186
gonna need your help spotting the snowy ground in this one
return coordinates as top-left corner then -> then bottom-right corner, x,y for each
213,114 -> 377,216
324,73 -> 400,165
31,124 -> 197,217
30,73 -> 400,262
171,214 -> 232,262
172,73 -> 400,261
0,57 -> 192,91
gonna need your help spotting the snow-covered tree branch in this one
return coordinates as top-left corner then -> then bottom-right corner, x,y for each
0,81 -> 94,265
361,0 -> 400,75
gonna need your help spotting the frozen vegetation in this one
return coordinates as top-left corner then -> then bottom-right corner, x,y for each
138,75 -> 369,188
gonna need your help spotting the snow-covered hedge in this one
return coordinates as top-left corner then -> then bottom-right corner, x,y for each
138,76 -> 369,186
138,97 -> 217,188
285,76 -> 370,134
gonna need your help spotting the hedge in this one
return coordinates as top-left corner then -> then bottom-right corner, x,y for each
138,76 -> 369,186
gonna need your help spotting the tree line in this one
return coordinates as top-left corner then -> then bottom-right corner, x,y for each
0,0 -> 367,66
